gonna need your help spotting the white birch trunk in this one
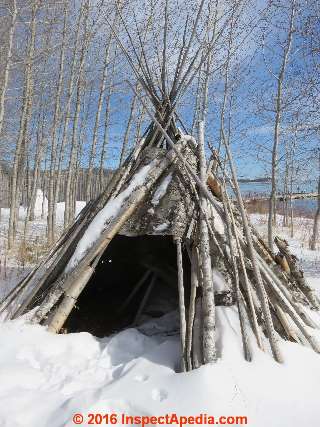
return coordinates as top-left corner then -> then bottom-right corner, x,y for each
47,3 -> 68,246
0,0 -> 17,137
64,1 -> 91,227
8,0 -> 39,249
85,37 -> 112,201
268,1 -> 296,250
310,152 -> 320,250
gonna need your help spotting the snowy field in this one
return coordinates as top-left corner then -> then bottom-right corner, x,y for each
0,203 -> 319,427
0,192 -> 86,299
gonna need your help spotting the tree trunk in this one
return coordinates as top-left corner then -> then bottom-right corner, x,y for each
64,0 -> 91,228
268,1 -> 296,250
119,90 -> 138,167
310,151 -> 320,250
0,0 -> 17,137
85,38 -> 112,201
8,0 -> 39,249
99,49 -> 116,191
47,3 -> 69,246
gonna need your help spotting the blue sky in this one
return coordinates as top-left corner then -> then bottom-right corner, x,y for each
2,0 -> 318,190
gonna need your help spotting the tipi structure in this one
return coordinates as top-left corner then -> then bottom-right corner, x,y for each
1,115 -> 320,370
1,2 -> 320,372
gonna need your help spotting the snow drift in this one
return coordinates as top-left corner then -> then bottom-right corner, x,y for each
1,306 -> 320,427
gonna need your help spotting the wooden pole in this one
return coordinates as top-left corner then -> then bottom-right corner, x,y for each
186,244 -> 199,371
220,128 -> 283,363
221,189 -> 252,361
198,121 -> 216,363
175,237 -> 187,372
118,270 -> 152,314
221,179 -> 264,350
256,252 -> 318,329
192,299 -> 203,369
47,266 -> 94,333
135,89 -> 282,362
133,274 -> 156,325
259,261 -> 320,353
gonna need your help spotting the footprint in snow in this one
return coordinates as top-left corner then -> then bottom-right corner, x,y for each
151,388 -> 168,402
133,374 -> 149,382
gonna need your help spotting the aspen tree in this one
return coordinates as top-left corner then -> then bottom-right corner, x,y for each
0,0 -> 17,137
8,0 -> 40,249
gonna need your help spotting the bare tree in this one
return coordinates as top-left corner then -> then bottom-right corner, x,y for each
0,0 -> 17,137
267,0 -> 296,250
64,0 -> 92,227
47,2 -> 69,246
99,47 -> 117,191
8,0 -> 40,249
85,33 -> 113,201
310,149 -> 320,250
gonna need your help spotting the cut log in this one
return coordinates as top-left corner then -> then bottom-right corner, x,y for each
207,174 -> 222,200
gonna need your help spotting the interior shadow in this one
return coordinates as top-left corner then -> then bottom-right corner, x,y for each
65,234 -> 191,337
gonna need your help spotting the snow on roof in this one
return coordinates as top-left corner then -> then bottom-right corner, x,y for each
66,161 -> 157,272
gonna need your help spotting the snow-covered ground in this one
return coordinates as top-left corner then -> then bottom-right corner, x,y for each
0,192 -> 86,299
1,307 -> 320,427
0,206 -> 319,427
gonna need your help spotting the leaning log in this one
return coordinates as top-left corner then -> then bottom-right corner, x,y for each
48,266 -> 94,333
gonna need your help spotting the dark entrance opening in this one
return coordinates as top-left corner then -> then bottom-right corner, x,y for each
65,235 -> 191,337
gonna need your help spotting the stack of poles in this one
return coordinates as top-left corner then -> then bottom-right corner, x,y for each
141,111 -> 320,371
